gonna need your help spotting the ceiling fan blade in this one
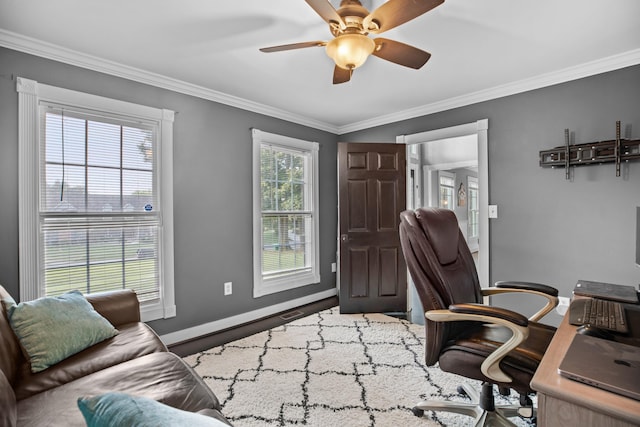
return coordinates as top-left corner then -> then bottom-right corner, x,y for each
364,0 -> 444,34
305,0 -> 346,29
333,65 -> 352,84
372,38 -> 431,69
260,41 -> 327,53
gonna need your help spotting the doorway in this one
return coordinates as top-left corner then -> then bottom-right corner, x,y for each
397,119 -> 489,324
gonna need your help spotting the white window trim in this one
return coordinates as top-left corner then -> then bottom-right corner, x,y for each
467,175 -> 479,239
17,77 -> 176,321
438,170 -> 456,210
252,129 -> 320,298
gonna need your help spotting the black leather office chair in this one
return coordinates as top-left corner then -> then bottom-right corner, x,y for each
399,208 -> 559,426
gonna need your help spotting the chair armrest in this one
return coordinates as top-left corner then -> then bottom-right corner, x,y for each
484,281 -> 560,322
449,303 -> 529,326
85,290 -> 141,326
426,303 -> 529,383
494,281 -> 559,296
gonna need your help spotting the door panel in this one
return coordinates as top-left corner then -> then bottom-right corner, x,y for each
378,180 -> 397,230
338,142 -> 406,313
347,180 -> 368,230
379,247 -> 400,296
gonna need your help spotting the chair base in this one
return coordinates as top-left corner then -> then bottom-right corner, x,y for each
412,383 -> 535,427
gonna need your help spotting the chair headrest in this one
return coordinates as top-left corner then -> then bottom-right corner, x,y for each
414,208 -> 459,265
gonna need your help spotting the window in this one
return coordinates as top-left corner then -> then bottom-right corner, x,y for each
252,129 -> 320,297
467,176 -> 479,239
439,171 -> 456,210
17,78 -> 175,321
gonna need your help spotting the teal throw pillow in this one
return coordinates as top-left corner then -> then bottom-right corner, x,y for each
77,392 -> 228,427
7,290 -> 118,373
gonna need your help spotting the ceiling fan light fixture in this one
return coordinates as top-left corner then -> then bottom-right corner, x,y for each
325,33 -> 375,70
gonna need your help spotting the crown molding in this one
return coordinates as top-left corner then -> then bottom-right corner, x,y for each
0,29 -> 339,134
1,29 -> 638,136
338,48 -> 640,134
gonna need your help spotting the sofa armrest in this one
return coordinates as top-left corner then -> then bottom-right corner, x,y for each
86,290 -> 140,326
0,369 -> 16,427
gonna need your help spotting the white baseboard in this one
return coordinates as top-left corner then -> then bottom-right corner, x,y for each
159,287 -> 337,345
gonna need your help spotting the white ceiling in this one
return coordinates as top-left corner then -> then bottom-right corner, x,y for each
1,0 -> 639,134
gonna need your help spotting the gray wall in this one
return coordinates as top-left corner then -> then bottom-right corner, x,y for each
341,65 -> 640,325
0,47 -> 338,335
1,46 -> 638,332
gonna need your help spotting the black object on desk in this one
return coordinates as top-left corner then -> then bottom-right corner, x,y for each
569,298 -> 628,334
573,279 -> 639,304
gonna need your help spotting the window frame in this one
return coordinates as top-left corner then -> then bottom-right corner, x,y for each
438,170 -> 456,210
17,77 -> 176,321
467,176 -> 479,240
252,129 -> 320,298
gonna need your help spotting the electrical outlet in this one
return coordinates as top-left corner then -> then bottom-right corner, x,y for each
224,282 -> 232,296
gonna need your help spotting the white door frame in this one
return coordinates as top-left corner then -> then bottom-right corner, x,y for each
397,119 -> 489,289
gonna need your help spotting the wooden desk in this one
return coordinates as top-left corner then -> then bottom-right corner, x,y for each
531,311 -> 640,426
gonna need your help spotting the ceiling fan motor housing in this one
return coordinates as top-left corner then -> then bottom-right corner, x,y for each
260,0 -> 443,83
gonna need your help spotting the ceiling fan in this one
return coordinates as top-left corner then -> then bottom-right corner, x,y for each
260,0 -> 444,84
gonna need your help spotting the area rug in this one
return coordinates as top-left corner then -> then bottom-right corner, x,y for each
184,307 -> 534,427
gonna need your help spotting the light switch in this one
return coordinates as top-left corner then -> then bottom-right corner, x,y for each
488,205 -> 498,219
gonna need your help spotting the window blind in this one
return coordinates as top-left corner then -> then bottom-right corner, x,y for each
39,105 -> 161,302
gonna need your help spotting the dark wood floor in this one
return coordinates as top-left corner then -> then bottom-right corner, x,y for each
169,296 -> 338,357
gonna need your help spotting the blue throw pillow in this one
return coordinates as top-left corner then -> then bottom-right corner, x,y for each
5,290 -> 118,373
77,393 -> 228,427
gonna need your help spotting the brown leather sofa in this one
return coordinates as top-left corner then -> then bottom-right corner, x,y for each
0,285 -> 231,426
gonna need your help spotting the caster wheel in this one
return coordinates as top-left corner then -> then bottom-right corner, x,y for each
457,385 -> 468,396
411,407 -> 424,417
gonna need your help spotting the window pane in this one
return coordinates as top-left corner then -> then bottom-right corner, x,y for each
42,222 -> 159,302
87,167 -> 121,211
467,177 -> 479,238
43,164 -> 87,212
261,181 -> 275,211
291,183 -> 304,210
276,152 -> 291,182
123,170 -> 153,212
43,227 -> 88,296
123,126 -> 153,170
260,145 -> 309,214
439,173 -> 455,210
87,121 -> 120,168
277,182 -> 291,210
45,113 -> 86,165
440,186 -> 453,209
262,214 -> 311,275
261,147 -> 276,211
440,176 -> 455,187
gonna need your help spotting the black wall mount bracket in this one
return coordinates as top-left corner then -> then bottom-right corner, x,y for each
540,121 -> 640,179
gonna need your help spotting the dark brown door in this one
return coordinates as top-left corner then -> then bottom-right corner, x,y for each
338,142 -> 407,313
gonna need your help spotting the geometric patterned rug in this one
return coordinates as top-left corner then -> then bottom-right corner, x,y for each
184,308 -> 534,427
